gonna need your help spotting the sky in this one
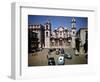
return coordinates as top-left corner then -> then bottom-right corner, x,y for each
28,15 -> 88,31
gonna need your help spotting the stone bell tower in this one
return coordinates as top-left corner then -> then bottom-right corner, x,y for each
44,20 -> 51,48
71,17 -> 76,49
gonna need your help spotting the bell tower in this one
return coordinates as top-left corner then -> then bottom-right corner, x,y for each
71,17 -> 76,36
44,20 -> 51,48
71,17 -> 76,48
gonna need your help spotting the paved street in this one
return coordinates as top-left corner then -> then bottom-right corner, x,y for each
28,48 -> 87,66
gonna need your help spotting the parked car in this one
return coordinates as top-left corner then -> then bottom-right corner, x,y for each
52,48 -> 56,51
30,47 -> 37,53
36,48 -> 41,51
57,56 -> 65,65
48,57 -> 56,65
64,53 -> 72,59
48,49 -> 53,52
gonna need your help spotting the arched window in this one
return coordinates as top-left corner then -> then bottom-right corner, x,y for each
46,25 -> 48,30
46,32 -> 48,37
60,31 -> 62,35
73,31 -> 75,34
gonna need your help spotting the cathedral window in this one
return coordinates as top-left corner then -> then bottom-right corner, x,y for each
46,32 -> 48,37
64,33 -> 65,36
73,31 -> 75,34
60,31 -> 62,35
46,25 -> 48,30
64,40 -> 65,43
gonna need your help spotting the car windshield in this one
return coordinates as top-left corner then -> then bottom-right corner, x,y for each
59,58 -> 63,60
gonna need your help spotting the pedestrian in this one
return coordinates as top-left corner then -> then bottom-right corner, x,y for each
47,55 -> 48,59
48,49 -> 51,55
75,49 -> 79,56
61,48 -> 64,54
84,41 -> 88,53
40,47 -> 42,52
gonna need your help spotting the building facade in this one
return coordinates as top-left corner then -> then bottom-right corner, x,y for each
44,17 -> 76,48
28,17 -> 87,49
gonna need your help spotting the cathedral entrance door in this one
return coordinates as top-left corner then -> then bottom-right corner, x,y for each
59,40 -> 63,46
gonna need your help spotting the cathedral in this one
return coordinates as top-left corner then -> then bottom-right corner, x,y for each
28,17 -> 78,49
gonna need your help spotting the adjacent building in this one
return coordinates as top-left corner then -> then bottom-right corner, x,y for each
28,28 -> 39,52
28,24 -> 45,48
76,28 -> 88,54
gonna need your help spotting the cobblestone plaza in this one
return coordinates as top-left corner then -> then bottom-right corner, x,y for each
28,48 -> 87,66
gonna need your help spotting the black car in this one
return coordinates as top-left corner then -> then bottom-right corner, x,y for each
49,48 -> 55,52
48,57 -> 56,65
64,53 -> 72,59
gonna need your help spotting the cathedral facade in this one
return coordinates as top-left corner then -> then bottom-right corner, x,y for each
28,17 -> 77,49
